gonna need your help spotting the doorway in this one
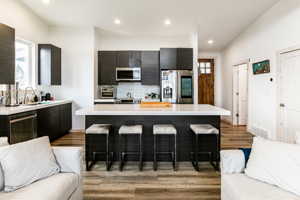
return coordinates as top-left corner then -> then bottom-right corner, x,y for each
198,59 -> 214,105
233,63 -> 248,126
278,48 -> 300,143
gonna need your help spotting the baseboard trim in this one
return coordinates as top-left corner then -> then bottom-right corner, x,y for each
70,129 -> 84,133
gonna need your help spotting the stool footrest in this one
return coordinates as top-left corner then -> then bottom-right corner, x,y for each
155,152 -> 174,155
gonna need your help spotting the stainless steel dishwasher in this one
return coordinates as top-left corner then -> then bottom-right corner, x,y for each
9,111 -> 37,144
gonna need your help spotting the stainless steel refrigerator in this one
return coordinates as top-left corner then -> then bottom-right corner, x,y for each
161,70 -> 193,104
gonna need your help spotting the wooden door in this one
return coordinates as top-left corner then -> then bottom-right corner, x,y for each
278,49 -> 300,143
198,59 -> 214,105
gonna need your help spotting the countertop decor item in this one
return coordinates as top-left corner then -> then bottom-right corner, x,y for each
140,102 -> 172,108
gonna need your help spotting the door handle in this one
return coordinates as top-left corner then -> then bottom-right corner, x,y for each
9,114 -> 37,124
280,103 -> 285,107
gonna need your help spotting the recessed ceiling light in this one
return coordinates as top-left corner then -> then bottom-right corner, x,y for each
114,19 -> 121,25
208,40 -> 214,44
164,19 -> 171,26
42,0 -> 50,4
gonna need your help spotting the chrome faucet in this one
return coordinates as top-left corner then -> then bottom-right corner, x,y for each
126,92 -> 132,99
23,87 -> 36,104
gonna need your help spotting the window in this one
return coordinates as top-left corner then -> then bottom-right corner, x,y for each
198,62 -> 212,74
15,40 -> 35,89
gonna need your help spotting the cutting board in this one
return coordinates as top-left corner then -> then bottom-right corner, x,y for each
140,102 -> 172,108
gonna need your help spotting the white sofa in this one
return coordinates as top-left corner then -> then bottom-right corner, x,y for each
0,137 -> 83,200
221,150 -> 300,200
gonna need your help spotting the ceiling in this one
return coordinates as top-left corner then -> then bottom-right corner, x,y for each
19,0 -> 280,51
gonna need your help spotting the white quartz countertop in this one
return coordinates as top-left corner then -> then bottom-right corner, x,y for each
76,104 -> 231,116
0,100 -> 72,116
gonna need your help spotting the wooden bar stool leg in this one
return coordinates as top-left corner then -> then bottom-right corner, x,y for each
154,134 -> 157,171
85,135 -> 90,171
86,160 -> 89,171
216,134 -> 220,171
173,134 -> 177,171
119,134 -> 123,172
194,134 -> 200,171
139,134 -> 143,171
106,134 -> 109,171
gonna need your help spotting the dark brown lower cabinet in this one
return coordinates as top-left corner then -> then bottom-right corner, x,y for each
0,103 -> 72,143
37,103 -> 72,141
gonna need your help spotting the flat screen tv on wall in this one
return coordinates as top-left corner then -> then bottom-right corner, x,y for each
252,60 -> 270,75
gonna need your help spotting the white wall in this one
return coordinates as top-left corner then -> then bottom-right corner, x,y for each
191,33 -> 199,104
0,0 -> 48,43
0,0 -> 49,90
96,30 -> 193,51
40,27 -> 96,130
221,0 -> 300,139
1,0 -> 96,130
198,51 -> 222,107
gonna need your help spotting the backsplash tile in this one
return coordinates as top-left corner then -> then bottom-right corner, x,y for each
116,83 -> 160,99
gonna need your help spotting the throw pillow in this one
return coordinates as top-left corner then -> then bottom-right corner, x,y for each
0,137 -> 60,192
245,137 -> 300,196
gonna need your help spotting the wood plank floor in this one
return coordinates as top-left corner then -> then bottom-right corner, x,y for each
52,122 -> 253,200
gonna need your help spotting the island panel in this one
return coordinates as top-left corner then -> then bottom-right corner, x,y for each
85,115 -> 220,162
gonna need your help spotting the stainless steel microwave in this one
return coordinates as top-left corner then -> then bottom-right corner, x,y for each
116,68 -> 141,81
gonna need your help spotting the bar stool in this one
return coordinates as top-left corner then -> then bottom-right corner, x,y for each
153,124 -> 177,171
190,124 -> 219,171
119,125 -> 143,171
85,124 -> 114,171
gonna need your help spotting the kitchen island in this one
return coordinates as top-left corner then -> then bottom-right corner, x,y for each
76,104 -> 230,162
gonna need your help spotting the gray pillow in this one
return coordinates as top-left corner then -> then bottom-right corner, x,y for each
0,137 -> 60,192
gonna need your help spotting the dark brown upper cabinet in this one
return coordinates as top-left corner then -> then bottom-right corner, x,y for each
177,48 -> 193,70
117,51 -> 130,67
117,51 -> 141,68
98,51 -> 117,85
141,51 -> 160,85
38,44 -> 61,85
129,51 -> 141,68
160,48 -> 193,70
160,48 -> 177,70
0,23 -> 15,84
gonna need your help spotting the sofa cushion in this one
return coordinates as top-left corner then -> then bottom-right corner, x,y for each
222,174 -> 300,200
245,137 -> 300,196
0,137 -> 9,192
0,137 -> 60,192
0,173 -> 79,200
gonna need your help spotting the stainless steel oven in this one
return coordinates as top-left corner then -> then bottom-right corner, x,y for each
99,86 -> 117,99
116,68 -> 141,82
